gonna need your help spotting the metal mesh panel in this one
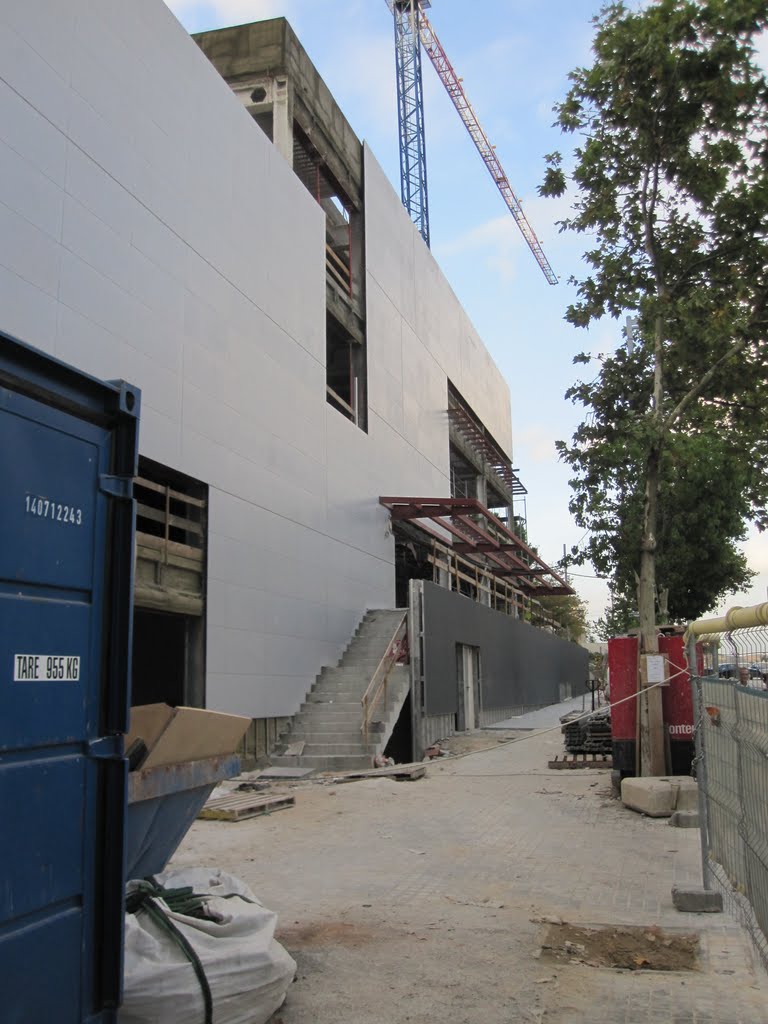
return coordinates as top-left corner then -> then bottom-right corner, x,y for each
691,618 -> 768,967
699,679 -> 744,884
735,687 -> 768,946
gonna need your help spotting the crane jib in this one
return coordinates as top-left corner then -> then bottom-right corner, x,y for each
387,0 -> 557,285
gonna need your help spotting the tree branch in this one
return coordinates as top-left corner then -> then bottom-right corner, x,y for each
663,287 -> 768,431
669,243 -> 748,295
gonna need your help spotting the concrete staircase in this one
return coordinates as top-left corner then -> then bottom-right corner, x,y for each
270,609 -> 410,773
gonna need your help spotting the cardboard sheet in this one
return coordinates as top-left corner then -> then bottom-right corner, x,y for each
126,704 -> 251,769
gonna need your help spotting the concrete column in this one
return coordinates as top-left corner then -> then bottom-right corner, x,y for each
272,77 -> 293,167
475,472 -> 487,505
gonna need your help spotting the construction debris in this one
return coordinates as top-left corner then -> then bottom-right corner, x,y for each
257,767 -> 315,780
326,762 -> 427,784
283,741 -> 306,756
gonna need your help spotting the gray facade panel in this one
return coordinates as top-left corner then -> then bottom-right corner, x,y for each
1,2 -> 518,721
421,582 -> 589,715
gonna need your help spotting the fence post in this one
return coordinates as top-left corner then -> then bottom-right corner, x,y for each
688,635 -> 712,891
733,686 -> 750,914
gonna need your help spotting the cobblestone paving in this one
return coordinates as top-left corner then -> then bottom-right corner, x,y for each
173,716 -> 768,1023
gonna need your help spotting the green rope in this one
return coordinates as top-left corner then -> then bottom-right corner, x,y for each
126,880 -> 213,1024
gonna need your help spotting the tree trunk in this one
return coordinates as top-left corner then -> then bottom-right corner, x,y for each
637,442 -> 667,777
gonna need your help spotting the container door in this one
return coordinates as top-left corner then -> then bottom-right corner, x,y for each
0,387 -> 129,1023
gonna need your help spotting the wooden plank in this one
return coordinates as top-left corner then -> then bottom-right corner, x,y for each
199,793 -> 296,821
326,384 -> 355,417
325,252 -> 351,294
136,542 -> 204,572
136,502 -> 203,535
328,762 -> 427,784
135,476 -> 206,508
133,584 -> 204,616
136,532 -> 204,564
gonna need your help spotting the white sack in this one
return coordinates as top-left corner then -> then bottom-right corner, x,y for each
119,867 -> 296,1024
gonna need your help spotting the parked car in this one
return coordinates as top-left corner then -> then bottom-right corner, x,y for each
718,663 -> 738,678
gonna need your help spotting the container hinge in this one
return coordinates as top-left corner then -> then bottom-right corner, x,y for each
99,474 -> 134,500
87,736 -> 123,760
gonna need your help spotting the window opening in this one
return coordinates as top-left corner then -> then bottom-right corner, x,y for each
447,381 -> 529,535
132,458 -> 208,707
327,312 -> 367,430
293,124 -> 356,300
450,443 -> 478,500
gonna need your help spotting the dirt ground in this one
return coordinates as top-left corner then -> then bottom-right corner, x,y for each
540,921 -> 699,971
171,723 -> 767,1024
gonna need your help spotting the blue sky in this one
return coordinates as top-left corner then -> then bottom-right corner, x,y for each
164,0 -> 768,623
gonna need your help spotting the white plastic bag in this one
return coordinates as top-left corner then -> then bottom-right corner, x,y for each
119,867 -> 296,1024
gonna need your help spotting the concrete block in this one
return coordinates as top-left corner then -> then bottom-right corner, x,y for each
669,810 -> 700,828
621,776 -> 698,818
674,777 -> 699,811
671,885 -> 723,913
621,777 -> 676,817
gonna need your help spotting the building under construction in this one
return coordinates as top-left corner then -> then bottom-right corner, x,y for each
0,3 -> 587,767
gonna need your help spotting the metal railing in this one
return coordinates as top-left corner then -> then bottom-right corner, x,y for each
687,602 -> 768,967
361,612 -> 408,745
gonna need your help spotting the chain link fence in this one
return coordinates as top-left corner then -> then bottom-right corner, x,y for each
687,608 -> 768,967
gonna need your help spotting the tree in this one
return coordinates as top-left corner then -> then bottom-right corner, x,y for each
541,0 -> 768,773
591,589 -> 639,641
536,593 -> 590,642
563,344 -> 757,623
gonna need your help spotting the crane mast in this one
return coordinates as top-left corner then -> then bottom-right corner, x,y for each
392,1 -> 430,247
385,0 -> 557,285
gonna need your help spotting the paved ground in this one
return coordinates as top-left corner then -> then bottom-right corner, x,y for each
172,707 -> 766,1023
487,694 -> 607,730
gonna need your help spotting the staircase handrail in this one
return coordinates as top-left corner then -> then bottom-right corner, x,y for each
361,612 -> 408,745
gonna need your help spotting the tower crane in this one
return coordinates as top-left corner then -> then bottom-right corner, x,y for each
386,0 -> 557,285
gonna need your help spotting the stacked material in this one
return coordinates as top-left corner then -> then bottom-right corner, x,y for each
584,709 -> 612,753
561,713 -> 587,753
561,708 -> 612,755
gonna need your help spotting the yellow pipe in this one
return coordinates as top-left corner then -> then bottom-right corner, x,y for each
685,602 -> 768,640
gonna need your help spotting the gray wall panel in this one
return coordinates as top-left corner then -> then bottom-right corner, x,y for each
421,582 -> 589,715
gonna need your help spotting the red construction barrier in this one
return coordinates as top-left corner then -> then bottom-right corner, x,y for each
608,632 -> 696,779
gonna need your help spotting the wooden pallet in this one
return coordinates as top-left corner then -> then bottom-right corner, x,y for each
548,754 -> 613,770
198,793 -> 296,821
328,762 -> 427,784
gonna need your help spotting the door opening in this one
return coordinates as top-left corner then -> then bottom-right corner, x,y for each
455,644 -> 481,731
384,693 -> 413,763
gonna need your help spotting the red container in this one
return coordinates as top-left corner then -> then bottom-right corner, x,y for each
607,633 -> 696,778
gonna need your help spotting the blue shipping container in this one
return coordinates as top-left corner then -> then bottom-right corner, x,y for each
0,331 -> 139,1023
